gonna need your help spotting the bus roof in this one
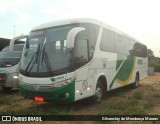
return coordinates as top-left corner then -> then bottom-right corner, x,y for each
31,18 -> 145,46
32,18 -> 102,31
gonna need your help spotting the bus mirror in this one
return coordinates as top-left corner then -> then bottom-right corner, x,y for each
10,35 -> 28,51
66,27 -> 85,49
24,49 -> 28,56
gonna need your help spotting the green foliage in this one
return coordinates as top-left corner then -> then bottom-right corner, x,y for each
0,96 -> 19,105
99,97 -> 145,115
155,64 -> 160,72
1,103 -> 73,115
132,91 -> 143,100
148,49 -> 160,72
144,102 -> 154,109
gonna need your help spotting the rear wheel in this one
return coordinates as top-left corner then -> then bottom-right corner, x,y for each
133,74 -> 139,88
1,87 -> 13,91
93,81 -> 103,102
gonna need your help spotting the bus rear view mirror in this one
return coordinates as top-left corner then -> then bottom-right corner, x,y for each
66,27 -> 85,49
10,35 -> 28,51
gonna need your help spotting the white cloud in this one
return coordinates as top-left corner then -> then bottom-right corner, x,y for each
14,10 -> 31,23
0,0 -> 11,14
1,0 -> 160,56
0,0 -> 31,22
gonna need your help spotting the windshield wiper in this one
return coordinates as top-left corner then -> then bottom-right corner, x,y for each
25,44 -> 41,74
41,41 -> 53,74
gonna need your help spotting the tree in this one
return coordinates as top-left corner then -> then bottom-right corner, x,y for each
148,49 -> 156,66
148,49 -> 154,60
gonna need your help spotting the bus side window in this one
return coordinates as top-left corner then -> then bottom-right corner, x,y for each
115,34 -> 121,53
55,40 -> 61,53
100,29 -> 116,53
74,38 -> 89,66
122,36 -> 127,54
126,38 -> 133,55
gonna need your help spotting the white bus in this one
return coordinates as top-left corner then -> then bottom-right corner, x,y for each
18,18 -> 148,103
0,35 -> 27,91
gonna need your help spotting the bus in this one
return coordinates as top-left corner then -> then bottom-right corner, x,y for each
0,35 -> 27,91
0,37 -> 10,51
18,18 -> 148,103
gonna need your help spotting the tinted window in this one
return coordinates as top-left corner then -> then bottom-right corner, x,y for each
1,45 -> 24,52
100,29 -> 116,52
20,23 -> 100,77
44,26 -> 74,71
1,46 -> 9,52
74,38 -> 89,65
79,23 -> 100,59
0,51 -> 22,67
13,45 -> 24,51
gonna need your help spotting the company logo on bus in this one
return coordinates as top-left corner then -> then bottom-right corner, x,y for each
82,81 -> 88,91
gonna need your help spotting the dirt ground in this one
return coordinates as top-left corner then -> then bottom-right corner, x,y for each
140,73 -> 160,114
0,73 -> 160,116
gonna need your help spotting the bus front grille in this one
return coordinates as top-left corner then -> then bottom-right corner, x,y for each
20,82 -> 56,90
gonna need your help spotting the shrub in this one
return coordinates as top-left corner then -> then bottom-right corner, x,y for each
155,64 -> 160,72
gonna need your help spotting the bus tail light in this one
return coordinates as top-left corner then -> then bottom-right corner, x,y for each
34,96 -> 44,102
0,76 -> 4,81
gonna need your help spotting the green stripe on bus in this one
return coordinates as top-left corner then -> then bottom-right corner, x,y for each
116,54 -> 126,70
110,56 -> 136,89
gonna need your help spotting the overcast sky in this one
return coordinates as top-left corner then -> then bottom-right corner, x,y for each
0,0 -> 160,57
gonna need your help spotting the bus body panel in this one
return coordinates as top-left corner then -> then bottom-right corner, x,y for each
19,73 -> 75,103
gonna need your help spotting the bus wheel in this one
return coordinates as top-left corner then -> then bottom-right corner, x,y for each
133,74 -> 139,88
1,87 -> 13,91
93,81 -> 103,102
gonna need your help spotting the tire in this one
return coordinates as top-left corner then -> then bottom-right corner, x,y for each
93,81 -> 103,102
133,74 -> 139,88
1,87 -> 13,91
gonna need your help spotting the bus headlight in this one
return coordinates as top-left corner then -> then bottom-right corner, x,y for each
8,73 -> 19,79
12,73 -> 19,79
13,76 -> 19,79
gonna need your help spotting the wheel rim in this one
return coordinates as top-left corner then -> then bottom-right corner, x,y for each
95,87 -> 102,101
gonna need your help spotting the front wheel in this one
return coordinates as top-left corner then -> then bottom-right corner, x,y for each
1,87 -> 13,91
93,81 -> 103,102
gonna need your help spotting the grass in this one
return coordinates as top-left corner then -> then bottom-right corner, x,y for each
144,102 -> 154,109
132,91 -> 143,100
0,97 -> 13,105
99,98 -> 145,115
1,88 -> 156,116
0,80 -> 160,124
99,90 -> 146,115
1,105 -> 74,115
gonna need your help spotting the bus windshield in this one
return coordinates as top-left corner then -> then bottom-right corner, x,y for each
20,25 -> 76,77
0,51 -> 22,67
20,23 -> 100,77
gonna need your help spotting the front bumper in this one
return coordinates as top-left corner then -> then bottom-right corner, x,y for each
18,82 -> 75,103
